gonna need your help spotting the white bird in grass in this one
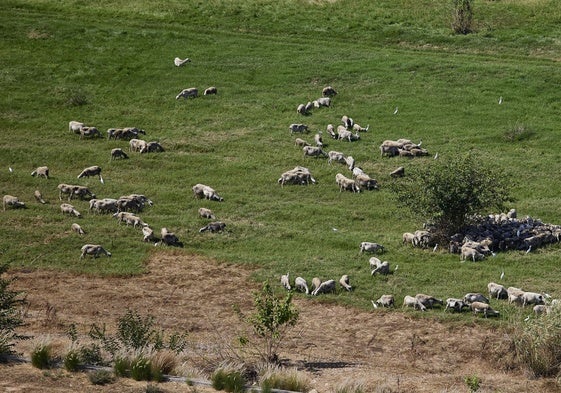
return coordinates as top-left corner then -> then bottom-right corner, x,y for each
498,96 -> 503,105
8,166 -> 13,173
174,57 -> 191,67
371,300 -> 378,309
433,244 -> 438,252
332,227 -> 338,232
433,152 -> 439,160
99,175 -> 104,184
526,245 -> 532,254
393,106 -> 399,115
500,270 -> 505,280
394,264 -> 399,272
524,315 -> 531,322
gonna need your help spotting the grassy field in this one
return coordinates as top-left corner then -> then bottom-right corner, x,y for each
1,0 -> 561,318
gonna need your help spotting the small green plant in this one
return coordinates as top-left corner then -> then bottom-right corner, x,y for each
503,124 -> 535,142
452,0 -> 474,34
259,364 -> 311,392
211,364 -> 246,393
131,355 -> 152,381
0,263 -> 28,361
79,343 -> 105,366
31,343 -> 52,369
88,369 -> 115,385
114,356 -> 132,378
464,374 -> 481,392
64,349 -> 81,372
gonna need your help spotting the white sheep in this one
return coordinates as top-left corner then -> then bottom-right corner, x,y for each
339,275 -> 352,291
297,103 -> 306,115
522,292 -> 545,307
280,273 -> 291,290
341,115 -> 354,129
90,198 -> 118,214
176,87 -> 198,99
311,277 -> 321,292
303,146 -> 328,158
174,57 -> 191,66
141,141 -> 164,153
415,294 -> 444,309
79,126 -> 102,139
322,86 -> 337,97
199,221 -> 226,233
77,165 -> 102,179
312,279 -> 336,296
61,203 -> 81,218
278,166 -> 316,187
111,148 -> 129,160
326,124 -> 337,139
375,295 -> 395,307
295,277 -> 309,294
360,242 -> 385,254
327,151 -> 347,165
129,138 -> 148,153
34,190 -> 46,204
336,126 -> 359,142
487,282 -> 508,300
69,120 -> 84,134
192,184 -> 224,202
352,123 -> 369,132
314,132 -> 323,148
160,227 -> 183,247
445,298 -> 468,313
470,301 -> 500,318
203,86 -> 217,95
344,156 -> 355,170
390,166 -> 405,178
403,295 -> 426,311
335,173 -> 359,193
463,293 -> 490,304
289,123 -> 309,134
3,195 -> 26,211
80,244 -> 111,259
198,207 -> 216,219
71,223 -> 85,235
31,166 -> 49,179
142,226 -> 158,243
507,287 -> 525,305
402,232 -> 415,246
294,138 -> 310,147
371,260 -> 390,276
355,174 -> 378,191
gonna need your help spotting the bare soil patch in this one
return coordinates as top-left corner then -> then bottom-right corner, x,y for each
2,251 -> 559,392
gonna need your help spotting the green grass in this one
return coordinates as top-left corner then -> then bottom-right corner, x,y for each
1,0 -> 561,320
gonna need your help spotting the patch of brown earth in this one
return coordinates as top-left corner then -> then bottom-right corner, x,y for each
2,251 -> 558,392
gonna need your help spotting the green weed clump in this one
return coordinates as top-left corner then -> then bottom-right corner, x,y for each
259,364 -> 311,392
88,369 -> 115,385
211,363 -> 246,393
31,343 -> 52,369
63,349 -> 81,372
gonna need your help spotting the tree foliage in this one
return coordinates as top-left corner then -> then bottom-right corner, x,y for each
234,281 -> 299,363
391,153 -> 511,240
0,263 -> 28,360
452,0 -> 474,34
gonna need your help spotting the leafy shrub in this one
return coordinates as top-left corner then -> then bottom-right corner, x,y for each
513,307 -> 561,377
79,343 -> 105,366
64,349 -> 81,372
464,374 -> 481,392
0,263 -> 28,360
212,364 -> 246,393
131,355 -> 152,381
88,369 -> 115,385
31,343 -> 52,369
114,356 -> 131,378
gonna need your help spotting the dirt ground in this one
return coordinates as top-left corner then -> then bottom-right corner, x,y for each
2,251 -> 560,393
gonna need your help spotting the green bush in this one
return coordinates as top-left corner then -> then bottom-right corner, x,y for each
259,365 -> 310,392
131,355 -> 152,381
114,357 -> 131,378
88,369 -> 115,385
464,374 -> 481,392
212,367 -> 246,393
0,263 -> 28,360
64,349 -> 81,372
31,344 -> 52,369
79,343 -> 105,366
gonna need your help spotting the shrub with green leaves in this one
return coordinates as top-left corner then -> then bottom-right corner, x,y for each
0,263 -> 28,360
259,365 -> 311,392
31,343 -> 52,369
212,366 -> 246,393
131,355 -> 152,381
64,349 -> 81,372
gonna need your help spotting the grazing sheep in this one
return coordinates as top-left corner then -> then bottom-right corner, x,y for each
204,86 -> 217,95
460,243 -> 486,262
314,132 -> 323,148
326,124 -> 337,139
160,227 -> 183,247
322,86 -> 337,97
141,141 -> 164,153
380,144 -> 400,157
79,126 -> 102,139
314,97 -> 331,107
533,304 -> 549,316
176,87 -> 198,99
355,174 -> 378,191
3,195 -> 26,211
31,166 -> 49,179
507,287 -> 525,305
375,295 -> 395,307
80,244 -> 111,259
116,197 -> 143,213
111,127 -> 146,140
488,282 -> 508,300
111,148 -> 129,160
415,294 -> 444,309
71,223 -> 85,235
339,275 -> 352,291
199,221 -> 226,233
280,273 -> 291,290
34,190 -> 46,204
192,184 -> 224,202
112,211 -> 148,228
371,260 -> 390,276
303,146 -> 328,158
174,57 -> 191,66
198,207 -> 215,219
445,298 -> 469,313
360,242 -> 385,254
129,138 -> 148,153
304,101 -> 314,113
327,151 -> 347,165
470,301 -> 500,318
352,123 -> 369,133
90,198 -> 118,214
297,103 -> 307,115
311,277 -> 322,292
142,226 -> 158,243
73,186 -> 96,201
403,295 -> 426,311
402,232 -> 415,246
335,173 -> 359,193
463,293 -> 490,305
289,123 -> 309,134
312,279 -> 336,296
278,166 -> 316,187
57,184 -> 75,201
295,277 -> 309,294
341,116 -> 354,129
337,126 -> 360,142
294,138 -> 310,147
69,121 -> 84,134
61,203 -> 82,217
77,165 -> 102,179
390,166 -> 405,178
522,292 -> 545,307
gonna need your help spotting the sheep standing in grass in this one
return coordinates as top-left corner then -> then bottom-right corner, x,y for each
445,298 -> 469,313
80,244 -> 111,259
79,126 -> 102,139
360,242 -> 385,254
278,166 -> 316,186
31,166 -> 49,179
176,87 -> 198,99
390,166 -> 405,178
160,228 -> 183,247
34,190 -> 46,204
130,138 -> 148,153
281,273 -> 291,290
294,138 -> 310,147
303,146 -> 328,158
141,141 -> 165,153
322,86 -> 337,97
204,86 -> 218,95
295,277 -> 309,294
335,173 -> 359,193
71,223 -> 85,235
371,260 -> 390,276
339,275 -> 352,291
415,294 -> 444,309
199,221 -> 226,233
312,279 -> 336,296
198,207 -> 215,219
314,132 -> 323,148
463,293 -> 490,305
192,184 -> 224,202
3,195 -> 26,211
61,203 -> 82,218
403,295 -> 426,311
78,165 -> 102,179
289,124 -> 309,134
69,121 -> 84,134
111,148 -> 129,160
375,295 -> 395,308
142,226 -> 158,243
488,282 -> 508,300
311,277 -> 321,293
470,301 -> 500,318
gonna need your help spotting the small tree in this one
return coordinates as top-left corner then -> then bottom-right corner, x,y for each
0,263 -> 28,360
452,0 -> 474,34
390,153 -> 511,241
234,281 -> 299,363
